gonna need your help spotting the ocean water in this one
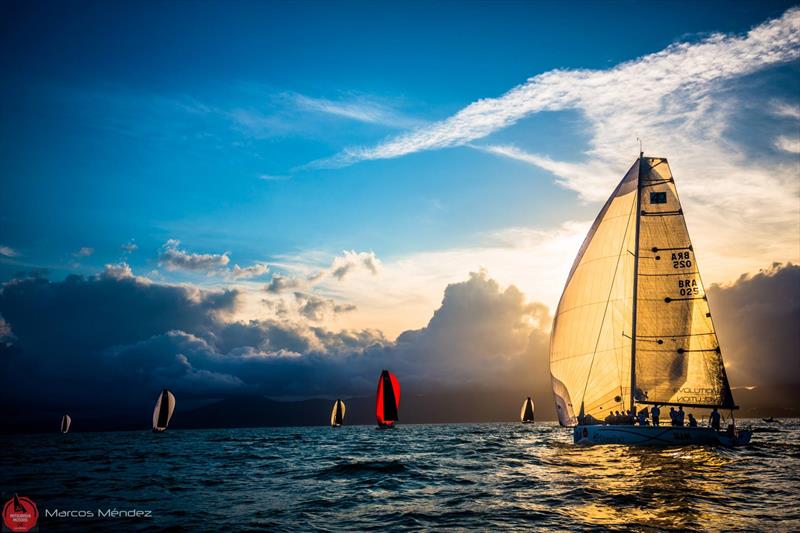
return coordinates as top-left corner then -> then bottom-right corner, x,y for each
2,420 -> 799,532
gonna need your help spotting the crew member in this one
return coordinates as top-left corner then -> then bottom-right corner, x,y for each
676,406 -> 685,427
710,407 -> 721,431
651,404 -> 661,427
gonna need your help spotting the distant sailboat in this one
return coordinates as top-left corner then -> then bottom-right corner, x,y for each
520,397 -> 535,423
152,389 -> 176,433
60,414 -> 71,434
330,399 -> 346,427
376,370 -> 400,428
549,154 -> 752,446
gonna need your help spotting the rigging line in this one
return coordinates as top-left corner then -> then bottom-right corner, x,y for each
579,186 -> 638,411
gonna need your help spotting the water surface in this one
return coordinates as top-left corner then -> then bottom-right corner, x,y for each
2,420 -> 798,531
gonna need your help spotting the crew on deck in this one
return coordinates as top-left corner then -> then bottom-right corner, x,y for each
651,404 -> 661,427
710,407 -> 721,430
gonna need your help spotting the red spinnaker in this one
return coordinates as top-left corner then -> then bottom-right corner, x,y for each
376,370 -> 400,426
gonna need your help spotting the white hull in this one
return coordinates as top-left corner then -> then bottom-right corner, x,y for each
574,425 -> 752,447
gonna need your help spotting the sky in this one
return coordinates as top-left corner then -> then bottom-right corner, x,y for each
0,1 -> 798,423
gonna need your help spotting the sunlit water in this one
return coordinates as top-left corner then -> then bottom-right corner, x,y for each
2,420 -> 798,531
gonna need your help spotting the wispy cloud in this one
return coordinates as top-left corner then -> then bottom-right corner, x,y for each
121,241 -> 138,253
293,8 -> 800,291
318,8 -> 800,168
286,92 -> 423,129
772,100 -> 800,119
0,245 -> 19,258
774,135 -> 800,154
257,174 -> 290,181
73,246 -> 94,257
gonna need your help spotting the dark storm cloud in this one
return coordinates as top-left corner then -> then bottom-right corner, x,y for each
708,263 -> 800,389
0,264 -> 239,410
0,266 -> 551,415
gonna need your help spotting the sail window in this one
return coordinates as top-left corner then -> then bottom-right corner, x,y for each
649,191 -> 667,204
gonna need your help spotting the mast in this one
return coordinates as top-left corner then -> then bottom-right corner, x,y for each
629,151 -> 643,413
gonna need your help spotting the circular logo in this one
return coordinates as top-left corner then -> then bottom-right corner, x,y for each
3,495 -> 38,532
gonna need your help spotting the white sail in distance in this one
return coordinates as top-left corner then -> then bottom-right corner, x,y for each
60,414 -> 71,434
152,389 -> 176,431
330,399 -> 346,427
549,156 -> 735,426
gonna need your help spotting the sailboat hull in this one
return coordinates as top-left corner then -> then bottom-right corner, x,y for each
574,425 -> 752,447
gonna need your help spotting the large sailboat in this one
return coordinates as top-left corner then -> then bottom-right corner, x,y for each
549,154 -> 751,446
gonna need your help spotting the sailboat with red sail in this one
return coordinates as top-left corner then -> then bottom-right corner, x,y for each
376,370 -> 400,428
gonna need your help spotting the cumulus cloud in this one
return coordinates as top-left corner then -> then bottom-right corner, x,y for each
265,273 -> 304,294
293,292 -> 357,321
0,245 -> 20,257
330,250 -> 382,280
0,265 -> 548,416
73,247 -> 94,257
121,241 -> 138,253
101,262 -> 136,280
159,239 -> 230,272
708,263 -> 800,391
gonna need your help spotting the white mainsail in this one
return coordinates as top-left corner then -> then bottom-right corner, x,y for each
152,389 -> 176,431
60,414 -> 71,434
550,155 -> 735,426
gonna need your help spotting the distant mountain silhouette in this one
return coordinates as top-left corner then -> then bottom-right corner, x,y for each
173,390 -> 556,429
2,386 -> 795,434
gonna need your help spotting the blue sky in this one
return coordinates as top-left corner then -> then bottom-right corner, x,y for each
1,1 -> 799,336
